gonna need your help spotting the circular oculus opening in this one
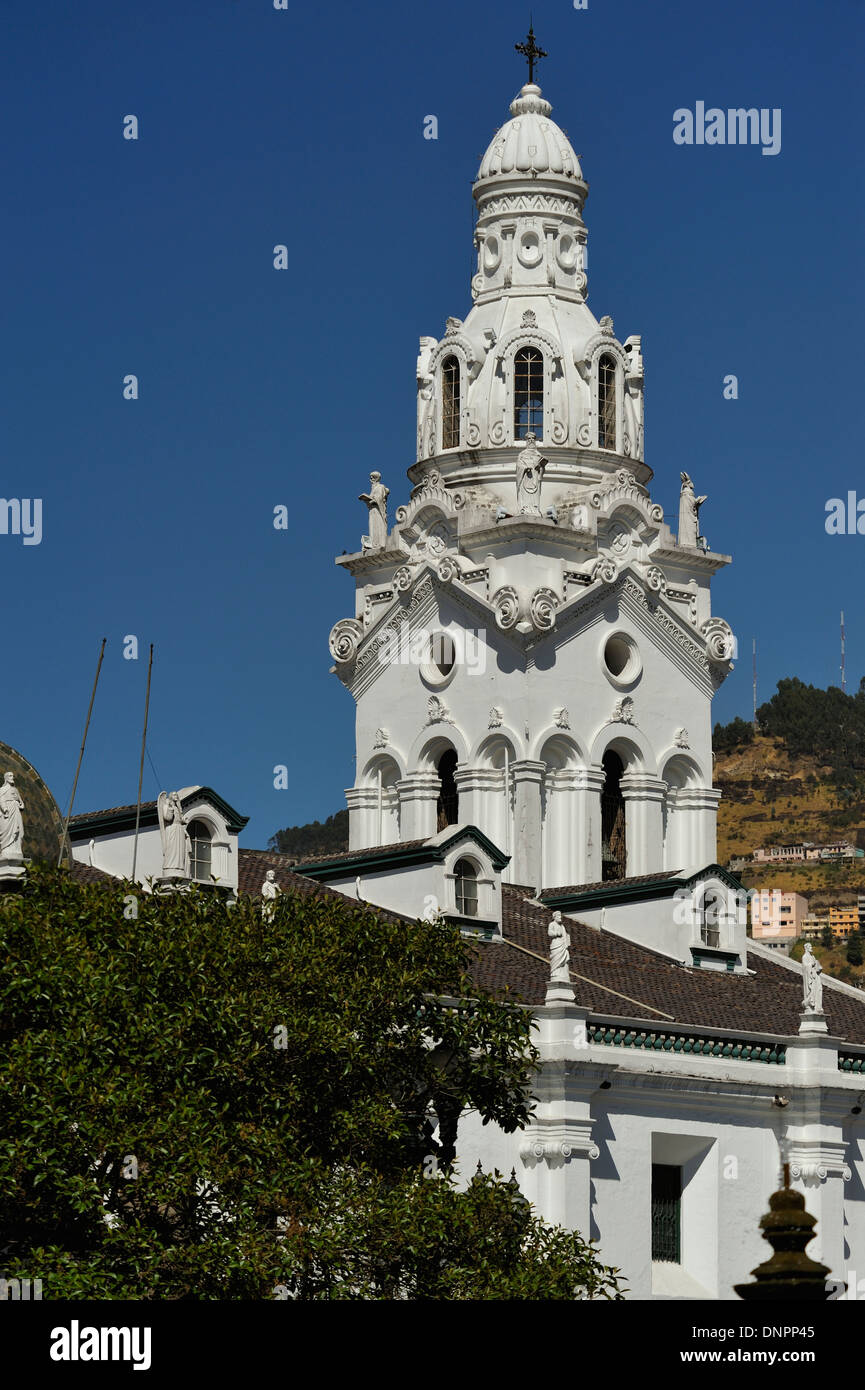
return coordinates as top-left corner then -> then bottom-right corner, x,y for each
603,632 -> 641,684
422,631 -> 457,687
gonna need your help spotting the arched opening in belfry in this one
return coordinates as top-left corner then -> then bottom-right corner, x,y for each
441,354 -> 461,450
514,346 -> 544,440
436,748 -> 459,831
598,352 -> 618,451
601,749 -> 626,882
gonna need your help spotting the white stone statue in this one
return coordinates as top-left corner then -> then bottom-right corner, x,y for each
516,433 -> 547,515
802,942 -> 824,1014
157,790 -> 190,877
678,472 -> 707,548
359,471 -> 389,550
261,869 -> 282,921
0,773 -> 25,858
548,910 -> 571,984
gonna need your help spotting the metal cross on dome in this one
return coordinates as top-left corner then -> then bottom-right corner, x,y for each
515,23 -> 547,83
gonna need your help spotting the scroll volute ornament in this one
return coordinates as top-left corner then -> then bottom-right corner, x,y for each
492,585 -> 520,630
329,618 -> 364,664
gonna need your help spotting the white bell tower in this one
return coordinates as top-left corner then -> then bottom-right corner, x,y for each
329,42 -> 733,893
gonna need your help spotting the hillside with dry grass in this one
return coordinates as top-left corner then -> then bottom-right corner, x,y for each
714,735 -> 865,910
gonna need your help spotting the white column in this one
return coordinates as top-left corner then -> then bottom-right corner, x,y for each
346,786 -> 374,850
620,773 -> 667,877
544,768 -> 579,889
519,1000 -> 614,1234
510,760 -> 546,889
396,773 -> 440,841
577,767 -> 606,885
673,787 -> 722,873
784,1031 -> 848,1287
453,767 -> 503,843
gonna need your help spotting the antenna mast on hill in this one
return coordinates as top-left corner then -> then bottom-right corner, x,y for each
841,610 -> 847,694
752,638 -> 758,729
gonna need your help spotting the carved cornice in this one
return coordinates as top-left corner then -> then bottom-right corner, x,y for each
478,192 -> 582,217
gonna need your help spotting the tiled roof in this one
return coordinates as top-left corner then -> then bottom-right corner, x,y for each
469,886 -> 865,1043
285,839 -> 427,868
237,849 -> 412,925
67,859 -> 118,885
540,871 -> 682,898
236,857 -> 865,1044
70,801 -> 157,825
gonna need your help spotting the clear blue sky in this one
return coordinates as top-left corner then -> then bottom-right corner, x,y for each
2,0 -> 862,848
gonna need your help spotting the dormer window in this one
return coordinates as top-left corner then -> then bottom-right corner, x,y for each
700,887 -> 726,949
441,355 -> 461,449
454,858 -> 479,917
188,819 -> 212,882
514,347 -> 544,440
598,353 -> 617,451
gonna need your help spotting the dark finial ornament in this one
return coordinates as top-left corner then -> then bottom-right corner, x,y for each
515,24 -> 547,84
734,1165 -> 836,1301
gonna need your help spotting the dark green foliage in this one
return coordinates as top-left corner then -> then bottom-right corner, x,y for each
268,810 -> 349,859
713,716 -> 755,753
847,931 -> 864,967
0,868 -> 621,1300
758,678 -> 865,788
821,924 -> 834,950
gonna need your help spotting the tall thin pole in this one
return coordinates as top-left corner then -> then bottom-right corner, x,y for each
841,610 -> 847,694
752,638 -> 758,729
58,638 -> 106,866
131,644 -> 154,881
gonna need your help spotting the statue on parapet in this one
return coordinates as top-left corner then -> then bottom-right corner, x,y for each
360,471 -> 389,550
516,433 -> 548,516
261,869 -> 282,921
678,471 -> 707,548
157,790 -> 190,878
0,773 -> 25,859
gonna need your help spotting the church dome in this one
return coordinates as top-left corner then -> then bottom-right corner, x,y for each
0,740 -> 71,866
475,84 -> 584,184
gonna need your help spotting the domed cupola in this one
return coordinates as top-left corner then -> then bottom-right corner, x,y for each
412,28 -> 648,491
475,83 -> 586,190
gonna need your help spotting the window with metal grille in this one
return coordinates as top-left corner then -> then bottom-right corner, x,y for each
188,819 -> 212,883
601,750 -> 626,882
598,353 -> 617,450
651,1163 -> 682,1263
441,356 -> 461,450
701,888 -> 723,949
454,858 -> 478,917
436,749 -> 459,831
514,347 -> 544,440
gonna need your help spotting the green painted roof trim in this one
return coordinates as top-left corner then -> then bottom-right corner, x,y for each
543,863 -> 745,912
294,826 -> 510,879
69,788 -> 249,838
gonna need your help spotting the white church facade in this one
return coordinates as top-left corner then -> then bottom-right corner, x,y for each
17,51 -> 865,1301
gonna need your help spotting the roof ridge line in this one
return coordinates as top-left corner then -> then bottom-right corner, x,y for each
499,931 -> 676,1021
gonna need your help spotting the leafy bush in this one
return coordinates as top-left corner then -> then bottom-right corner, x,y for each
0,867 -> 621,1301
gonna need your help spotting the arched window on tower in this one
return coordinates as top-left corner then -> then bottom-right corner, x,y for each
601,751 -> 626,882
188,819 -> 213,883
436,749 -> 459,831
514,347 -> 544,440
441,355 -> 461,450
454,858 -> 478,917
597,353 -> 617,451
